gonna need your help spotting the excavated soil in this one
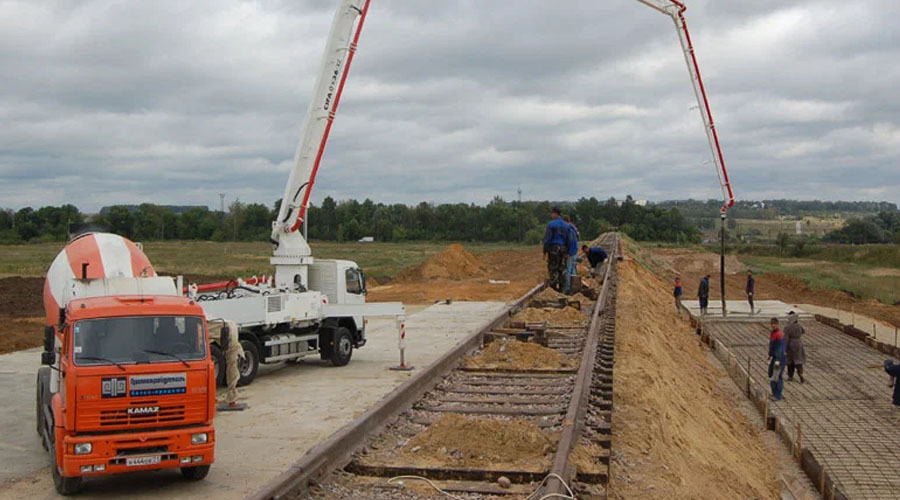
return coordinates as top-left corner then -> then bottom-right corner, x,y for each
648,248 -> 743,276
532,287 -> 567,302
396,244 -> 488,282
640,246 -> 900,329
511,306 -> 587,326
368,247 -> 545,304
609,255 -> 779,499
463,337 -> 576,371
396,414 -> 553,470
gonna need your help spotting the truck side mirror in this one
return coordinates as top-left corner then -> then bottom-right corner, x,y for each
42,326 -> 56,365
43,326 -> 54,352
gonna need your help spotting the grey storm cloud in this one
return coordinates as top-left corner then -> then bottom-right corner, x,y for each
1,0 -> 898,212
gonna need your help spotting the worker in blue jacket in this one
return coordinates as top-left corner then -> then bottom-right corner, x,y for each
581,245 -> 608,277
542,207 -> 572,293
884,360 -> 900,406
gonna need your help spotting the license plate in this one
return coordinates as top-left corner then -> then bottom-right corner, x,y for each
125,455 -> 161,467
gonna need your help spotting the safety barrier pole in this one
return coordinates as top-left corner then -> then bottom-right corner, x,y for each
390,315 -> 413,371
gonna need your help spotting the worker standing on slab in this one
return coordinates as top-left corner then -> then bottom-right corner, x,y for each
209,320 -> 247,410
581,245 -> 608,277
768,318 -> 786,401
884,360 -> 900,407
543,206 -> 572,293
746,270 -> 756,315
673,276 -> 684,315
562,215 -> 579,294
698,274 -> 711,315
784,311 -> 806,383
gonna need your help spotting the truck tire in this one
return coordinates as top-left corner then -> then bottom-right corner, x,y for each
330,327 -> 353,367
237,340 -> 259,387
180,464 -> 210,481
210,344 -> 226,386
51,448 -> 84,495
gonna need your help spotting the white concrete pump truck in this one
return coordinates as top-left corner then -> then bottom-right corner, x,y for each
189,0 -> 405,386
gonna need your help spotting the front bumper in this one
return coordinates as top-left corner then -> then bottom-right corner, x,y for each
62,425 -> 214,477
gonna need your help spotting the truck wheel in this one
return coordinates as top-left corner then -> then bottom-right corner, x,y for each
180,465 -> 210,481
51,448 -> 84,495
237,340 -> 259,387
330,327 -> 353,367
210,344 -> 226,386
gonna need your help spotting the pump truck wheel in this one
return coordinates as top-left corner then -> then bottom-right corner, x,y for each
51,448 -> 84,495
330,327 -> 353,367
237,339 -> 259,387
180,464 -> 210,481
210,344 -> 226,386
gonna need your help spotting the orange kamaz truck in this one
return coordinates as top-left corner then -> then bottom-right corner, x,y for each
36,233 -> 216,494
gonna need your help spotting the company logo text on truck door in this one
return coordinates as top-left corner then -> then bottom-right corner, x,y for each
129,373 -> 187,397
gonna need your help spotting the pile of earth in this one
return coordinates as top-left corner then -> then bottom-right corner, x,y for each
649,248 -> 743,276
397,414 -> 553,469
533,287 -> 567,302
512,306 -> 587,326
396,244 -> 488,282
464,337 -> 576,371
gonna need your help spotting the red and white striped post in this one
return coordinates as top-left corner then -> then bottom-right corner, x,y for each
390,315 -> 413,371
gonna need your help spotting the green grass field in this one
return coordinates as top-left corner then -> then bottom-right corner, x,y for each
0,240 -> 530,280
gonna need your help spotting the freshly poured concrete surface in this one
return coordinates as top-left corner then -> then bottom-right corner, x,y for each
681,299 -> 814,319
797,303 -> 900,345
0,301 -> 506,499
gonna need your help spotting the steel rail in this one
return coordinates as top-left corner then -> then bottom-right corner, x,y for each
543,232 -> 618,496
247,281 -> 545,500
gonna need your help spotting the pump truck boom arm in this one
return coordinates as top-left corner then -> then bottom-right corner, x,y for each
634,0 -> 735,212
272,0 -> 371,250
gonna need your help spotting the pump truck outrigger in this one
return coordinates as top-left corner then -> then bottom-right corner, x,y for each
186,0 -> 404,386
37,233 -> 216,495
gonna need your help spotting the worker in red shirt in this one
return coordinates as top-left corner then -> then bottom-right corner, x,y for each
768,317 -> 786,401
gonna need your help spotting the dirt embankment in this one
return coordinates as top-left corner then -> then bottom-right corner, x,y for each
368,245 -> 545,304
0,277 -> 46,354
610,257 -> 779,499
640,246 -> 900,329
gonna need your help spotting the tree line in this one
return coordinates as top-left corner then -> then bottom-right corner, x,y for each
1,196 -> 700,245
824,212 -> 900,244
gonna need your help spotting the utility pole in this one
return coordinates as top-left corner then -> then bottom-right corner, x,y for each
219,193 -> 226,215
517,187 -> 523,241
720,209 -> 727,316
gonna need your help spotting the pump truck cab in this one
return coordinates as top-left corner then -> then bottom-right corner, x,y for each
37,233 -> 216,495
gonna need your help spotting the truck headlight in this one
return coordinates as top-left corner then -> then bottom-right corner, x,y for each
74,443 -> 92,455
191,433 -> 208,445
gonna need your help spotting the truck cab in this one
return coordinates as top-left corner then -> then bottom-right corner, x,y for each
309,259 -> 368,345
37,293 -> 215,495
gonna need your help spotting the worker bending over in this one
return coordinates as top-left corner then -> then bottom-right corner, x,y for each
581,245 -> 608,278
542,207 -> 573,293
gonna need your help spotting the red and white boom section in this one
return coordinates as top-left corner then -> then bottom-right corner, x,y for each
271,0 -> 371,262
635,0 -> 735,212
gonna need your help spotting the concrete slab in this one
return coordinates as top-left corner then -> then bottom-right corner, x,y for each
707,320 -> 900,499
797,303 -> 900,346
681,300 -> 815,321
0,301 -> 507,499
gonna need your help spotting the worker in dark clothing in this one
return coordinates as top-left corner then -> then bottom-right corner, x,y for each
581,245 -> 608,277
768,317 -> 786,401
697,274 -> 710,315
543,207 -> 572,293
746,270 -> 756,315
884,360 -> 900,406
673,276 -> 684,315
562,216 -> 579,294
784,311 -> 806,383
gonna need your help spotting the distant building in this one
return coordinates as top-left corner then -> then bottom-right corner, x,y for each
358,236 -> 374,243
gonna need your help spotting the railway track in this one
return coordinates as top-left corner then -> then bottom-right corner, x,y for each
250,233 -> 621,500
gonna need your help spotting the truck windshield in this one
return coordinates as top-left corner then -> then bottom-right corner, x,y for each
73,316 -> 206,367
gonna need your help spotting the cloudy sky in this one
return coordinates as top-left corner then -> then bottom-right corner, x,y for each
1,0 -> 898,212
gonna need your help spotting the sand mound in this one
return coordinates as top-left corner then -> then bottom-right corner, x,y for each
649,248 -> 743,276
464,338 -> 576,370
512,306 -> 587,326
533,287 -> 567,302
609,252 -> 779,499
397,244 -> 488,282
398,414 -> 553,469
